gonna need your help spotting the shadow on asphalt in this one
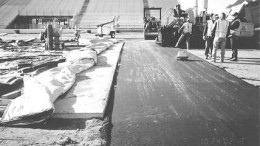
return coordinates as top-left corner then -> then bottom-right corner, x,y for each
182,59 -> 203,62
103,43 -> 124,146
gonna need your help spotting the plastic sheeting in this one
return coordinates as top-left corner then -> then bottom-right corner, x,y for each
0,74 -> 23,96
1,50 -> 96,125
0,38 -> 117,125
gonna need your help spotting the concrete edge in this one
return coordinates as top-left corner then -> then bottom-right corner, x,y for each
51,42 -> 125,119
51,113 -> 103,119
102,42 -> 125,118
187,50 -> 260,87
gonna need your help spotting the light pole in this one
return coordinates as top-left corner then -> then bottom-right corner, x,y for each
203,0 -> 208,23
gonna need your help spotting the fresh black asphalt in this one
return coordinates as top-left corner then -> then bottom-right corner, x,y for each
110,39 -> 259,146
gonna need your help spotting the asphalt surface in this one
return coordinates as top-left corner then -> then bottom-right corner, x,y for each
110,39 -> 259,146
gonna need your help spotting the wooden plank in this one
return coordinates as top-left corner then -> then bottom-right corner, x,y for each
1,90 -> 21,99
0,98 -> 11,106
0,106 -> 6,116
52,42 -> 124,119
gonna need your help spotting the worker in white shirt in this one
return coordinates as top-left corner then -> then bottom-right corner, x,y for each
203,14 -> 216,59
175,18 -> 193,50
211,13 -> 230,62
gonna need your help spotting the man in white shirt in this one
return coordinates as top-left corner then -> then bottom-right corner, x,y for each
211,13 -> 230,62
175,18 -> 193,50
203,14 -> 216,59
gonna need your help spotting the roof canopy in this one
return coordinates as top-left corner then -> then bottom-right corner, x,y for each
226,0 -> 259,8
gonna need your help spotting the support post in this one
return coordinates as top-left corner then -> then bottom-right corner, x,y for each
46,24 -> 53,50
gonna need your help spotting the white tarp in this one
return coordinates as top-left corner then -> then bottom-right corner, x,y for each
1,50 -> 96,125
0,38 -> 118,125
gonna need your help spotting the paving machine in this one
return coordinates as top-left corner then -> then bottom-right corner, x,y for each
156,7 -> 188,47
143,7 -> 162,40
158,17 -> 186,47
96,16 -> 120,38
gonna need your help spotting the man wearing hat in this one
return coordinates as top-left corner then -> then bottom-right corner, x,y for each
229,12 -> 241,61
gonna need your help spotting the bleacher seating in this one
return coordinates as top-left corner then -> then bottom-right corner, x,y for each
19,0 -> 85,16
0,0 -> 179,29
79,0 -> 179,29
0,0 -> 31,28
79,0 -> 144,29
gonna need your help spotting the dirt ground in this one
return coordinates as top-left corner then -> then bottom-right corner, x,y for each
0,118 -> 112,146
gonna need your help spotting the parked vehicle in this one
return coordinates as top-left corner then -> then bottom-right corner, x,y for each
96,16 -> 120,38
143,7 -> 162,40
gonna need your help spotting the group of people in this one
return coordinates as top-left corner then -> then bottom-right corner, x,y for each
174,11 -> 241,63
203,12 -> 241,62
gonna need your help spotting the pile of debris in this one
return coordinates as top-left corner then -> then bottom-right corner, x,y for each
0,37 -> 44,51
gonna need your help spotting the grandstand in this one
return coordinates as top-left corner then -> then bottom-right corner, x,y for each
0,0 -> 31,28
19,0 -> 85,16
79,0 -> 144,29
0,0 -> 179,29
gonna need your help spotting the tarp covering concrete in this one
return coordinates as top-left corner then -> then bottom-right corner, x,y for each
52,42 -> 124,119
0,38 -> 118,125
0,50 -> 96,125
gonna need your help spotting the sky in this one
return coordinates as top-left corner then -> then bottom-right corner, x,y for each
179,0 -> 238,14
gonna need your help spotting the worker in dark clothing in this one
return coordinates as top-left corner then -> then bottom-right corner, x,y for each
203,13 -> 216,59
174,4 -> 186,17
145,17 -> 156,29
229,12 -> 241,61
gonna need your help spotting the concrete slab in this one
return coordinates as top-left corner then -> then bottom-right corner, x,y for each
188,49 -> 260,86
52,42 -> 124,119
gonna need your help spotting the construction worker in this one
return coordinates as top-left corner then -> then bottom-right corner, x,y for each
211,13 -> 230,62
53,18 -> 63,50
175,18 -> 193,50
74,26 -> 81,43
229,12 -> 241,61
146,17 -> 156,29
174,4 -> 186,17
203,13 -> 216,59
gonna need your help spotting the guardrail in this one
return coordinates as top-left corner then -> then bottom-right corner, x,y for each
18,10 -> 78,17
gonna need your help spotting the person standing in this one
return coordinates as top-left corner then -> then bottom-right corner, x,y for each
211,13 -> 230,62
175,18 -> 193,50
203,13 -> 216,59
174,4 -> 186,17
229,12 -> 241,61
